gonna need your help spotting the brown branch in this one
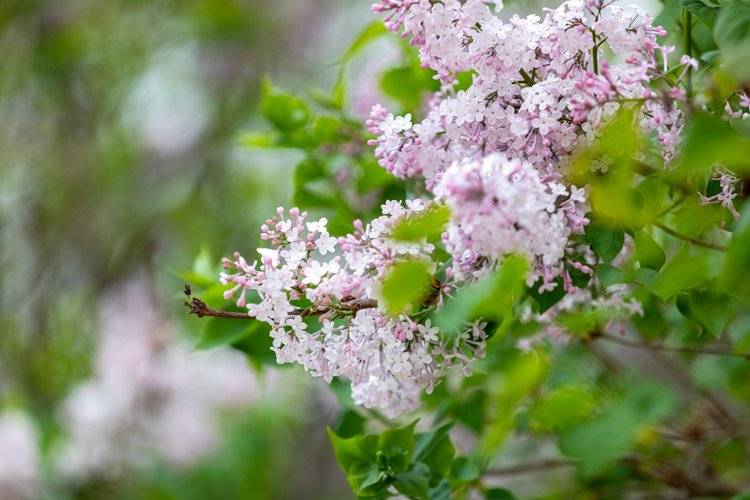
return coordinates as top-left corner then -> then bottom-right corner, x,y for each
654,222 -> 727,252
484,459 -> 575,476
598,332 -> 750,359
184,296 -> 378,321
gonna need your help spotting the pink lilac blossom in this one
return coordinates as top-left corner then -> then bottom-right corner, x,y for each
434,154 -> 588,289
55,278 -> 259,481
365,0 -> 690,294
221,203 -> 487,418
0,411 -> 40,500
369,0 -> 684,185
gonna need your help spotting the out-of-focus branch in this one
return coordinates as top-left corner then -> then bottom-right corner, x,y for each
654,222 -> 727,252
484,459 -> 575,476
598,332 -> 748,359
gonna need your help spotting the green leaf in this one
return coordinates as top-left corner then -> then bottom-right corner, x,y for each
197,317 -> 254,350
634,230 -> 666,271
450,456 -> 480,484
674,112 -> 750,181
714,0 -> 750,48
380,65 -> 439,112
394,463 -> 431,500
328,429 -> 381,494
485,489 -> 517,500
596,263 -> 627,288
391,205 -> 451,242
378,420 -> 417,473
527,279 -> 565,313
680,0 -> 720,28
228,321 -> 275,367
341,20 -> 388,63
172,269 -> 215,290
585,222 -> 625,263
334,409 -> 367,439
259,78 -> 311,132
529,385 -> 598,432
414,423 -> 455,478
689,290 -> 733,338
559,384 -> 678,473
722,206 -> 750,304
649,245 -> 718,299
433,255 -> 529,333
381,259 -> 433,315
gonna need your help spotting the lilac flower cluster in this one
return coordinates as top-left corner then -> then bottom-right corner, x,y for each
221,204 -> 486,417
434,154 -> 588,289
220,0 -> 696,417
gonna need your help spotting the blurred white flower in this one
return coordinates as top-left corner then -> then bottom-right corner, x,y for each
0,411 -> 40,500
54,276 -> 261,481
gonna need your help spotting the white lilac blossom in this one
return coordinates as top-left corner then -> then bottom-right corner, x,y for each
369,0 -> 686,177
0,411 -> 40,500
55,278 -> 258,481
221,203 -> 487,418
699,169 -> 742,219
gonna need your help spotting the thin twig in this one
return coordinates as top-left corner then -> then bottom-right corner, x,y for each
598,333 -> 749,359
654,222 -> 727,251
185,296 -> 378,320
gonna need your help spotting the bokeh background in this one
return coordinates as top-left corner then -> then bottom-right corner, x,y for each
0,0 -> 660,498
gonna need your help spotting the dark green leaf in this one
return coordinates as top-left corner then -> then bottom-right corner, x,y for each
634,230 -> 666,271
197,317 -> 254,350
414,423 -> 455,478
394,463 -> 431,500
485,488 -> 517,500
586,222 -> 625,263
680,0 -> 720,28
689,290 -> 733,338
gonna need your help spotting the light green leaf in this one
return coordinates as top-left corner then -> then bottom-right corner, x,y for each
596,263 -> 627,288
722,206 -> 750,304
649,245 -> 717,299
559,384 -> 678,474
381,259 -> 433,315
341,20 -> 389,63
260,78 -> 311,132
391,204 -> 450,242
433,254 -> 529,333
529,385 -> 598,432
